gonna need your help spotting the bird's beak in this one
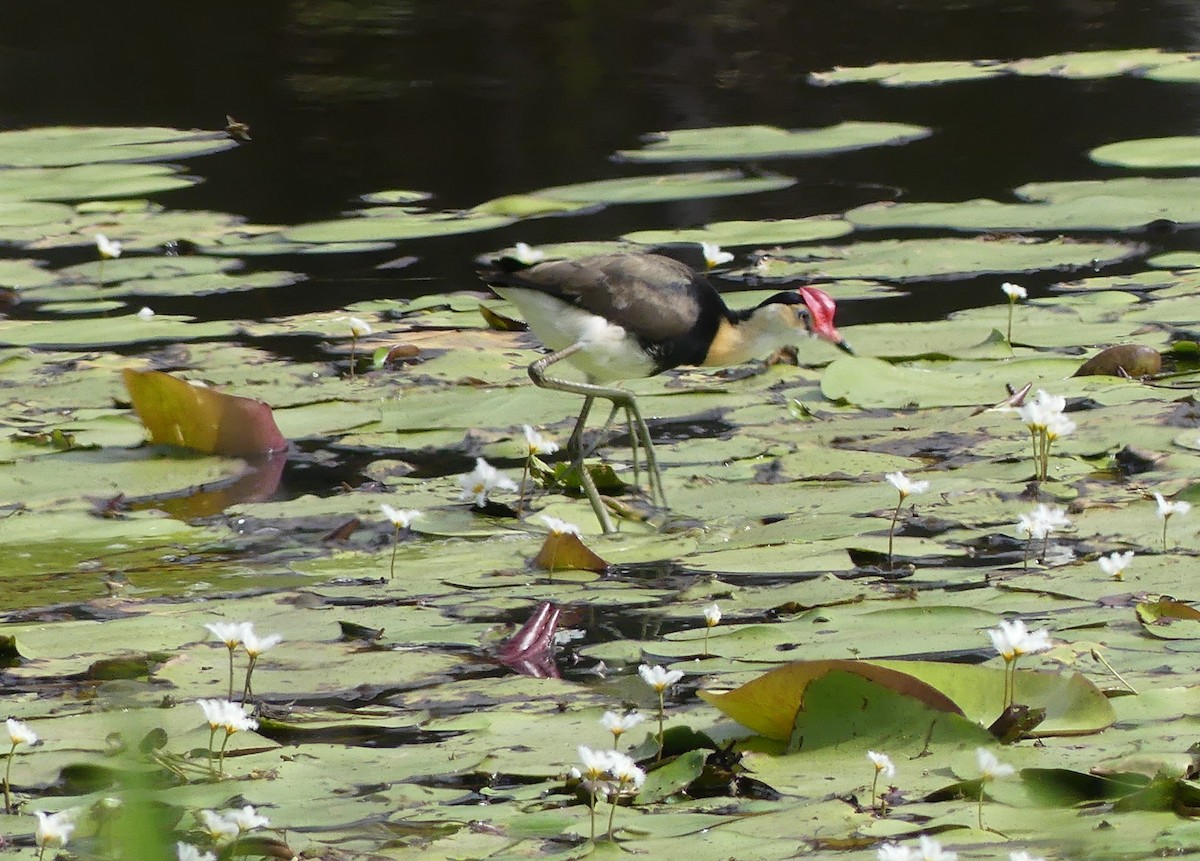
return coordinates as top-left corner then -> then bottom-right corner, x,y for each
798,285 -> 852,355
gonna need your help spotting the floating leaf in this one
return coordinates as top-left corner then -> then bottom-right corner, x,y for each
1090,136 -> 1200,169
122,368 -> 287,457
613,122 -> 931,162
622,216 -> 852,248
1135,599 -> 1200,640
0,125 -> 237,168
531,170 -> 795,205
531,530 -> 608,573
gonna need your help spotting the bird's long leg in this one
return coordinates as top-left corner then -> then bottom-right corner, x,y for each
530,347 -> 615,533
528,345 -> 668,529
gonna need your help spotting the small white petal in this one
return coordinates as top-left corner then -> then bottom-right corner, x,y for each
6,718 -> 37,747
136,306 -> 155,320
512,242 -> 545,265
381,504 -> 420,529
95,234 -> 122,259
1001,282 -> 1027,301
867,749 -> 896,778
703,603 -> 722,627
977,747 -> 1016,780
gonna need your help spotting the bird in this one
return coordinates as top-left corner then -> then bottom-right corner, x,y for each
479,252 -> 851,532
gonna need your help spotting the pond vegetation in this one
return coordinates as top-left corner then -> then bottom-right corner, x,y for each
2,10 -> 1200,861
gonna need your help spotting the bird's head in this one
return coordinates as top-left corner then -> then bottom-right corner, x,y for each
750,286 -> 853,354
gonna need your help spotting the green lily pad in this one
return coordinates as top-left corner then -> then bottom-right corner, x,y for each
761,237 -> 1144,282
622,215 -> 852,248
0,164 -> 199,203
282,209 -> 513,244
530,170 -> 795,205
0,126 -> 238,168
1090,136 -> 1200,169
613,122 -> 931,162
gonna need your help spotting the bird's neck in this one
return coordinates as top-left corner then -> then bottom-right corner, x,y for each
701,309 -> 786,367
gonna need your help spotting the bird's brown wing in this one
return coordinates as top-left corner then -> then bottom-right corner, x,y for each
480,253 -> 724,344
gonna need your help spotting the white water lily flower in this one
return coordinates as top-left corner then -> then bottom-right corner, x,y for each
136,306 -> 155,320
458,457 -> 518,506
346,316 -> 373,337
197,699 -> 258,734
522,424 -> 559,455
204,621 -> 249,649
916,835 -> 957,861
988,619 -> 1052,661
227,804 -> 269,833
95,234 -> 122,259
1098,550 -> 1134,580
867,750 -> 896,778
512,242 -> 545,265
1016,503 -> 1070,540
608,751 -> 646,790
1155,492 -> 1191,519
577,745 -> 614,795
198,809 -> 241,845
7,718 -> 37,747
886,471 -> 930,498
1001,282 -> 1027,301
638,664 -> 684,692
381,504 -> 420,529
177,842 -> 217,861
700,242 -> 734,268
703,603 -> 722,628
1045,411 -> 1076,441
242,626 -> 282,658
536,514 -> 580,536
877,844 -> 916,861
977,747 -> 1016,781
34,809 -> 77,850
600,711 -> 645,738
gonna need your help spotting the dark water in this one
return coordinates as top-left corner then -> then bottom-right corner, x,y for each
3,0 -> 1199,324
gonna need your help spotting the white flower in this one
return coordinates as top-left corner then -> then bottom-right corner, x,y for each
34,809 -> 76,849
198,809 -> 240,845
1009,852 -> 1044,861
977,747 -> 1016,781
577,745 -> 614,795
877,844 -> 916,861
346,316 -> 373,337
177,842 -> 217,861
703,603 -> 722,628
1045,411 -> 1076,441
522,424 -> 559,455
536,515 -> 580,536
916,835 -> 957,861
136,306 -> 155,320
1098,550 -> 1134,579
227,804 -> 269,833
1001,282 -> 1027,301
7,718 -> 37,747
1032,389 -> 1066,414
95,234 -> 122,259
1155,492 -> 1191,519
867,750 -> 895,778
196,699 -> 258,734
381,504 -> 420,529
988,619 -> 1052,662
204,621 -> 249,649
458,457 -> 517,506
608,751 -> 646,790
242,626 -> 282,658
512,242 -> 545,265
886,471 -> 930,498
600,711 -> 645,737
1015,504 -> 1070,540
700,242 -> 734,268
638,664 -> 684,693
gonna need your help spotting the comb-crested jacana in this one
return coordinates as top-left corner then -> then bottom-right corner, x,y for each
480,252 -> 851,532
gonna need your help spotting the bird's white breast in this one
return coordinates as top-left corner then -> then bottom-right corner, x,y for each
495,287 -> 656,382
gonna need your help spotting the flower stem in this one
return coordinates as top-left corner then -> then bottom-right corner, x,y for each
207,726 -> 217,775
977,780 -> 986,830
3,742 -> 14,813
241,655 -> 258,704
656,690 -> 666,761
588,789 -> 596,842
517,455 -> 531,516
217,729 -> 233,775
389,524 -> 399,580
606,790 -> 618,840
226,646 -> 235,701
1006,303 -> 1014,343
870,770 -> 879,810
703,627 -> 710,658
1163,516 -> 1170,552
888,497 -> 903,569
349,335 -> 358,379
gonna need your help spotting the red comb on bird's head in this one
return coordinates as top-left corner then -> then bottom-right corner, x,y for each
798,286 -> 852,354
